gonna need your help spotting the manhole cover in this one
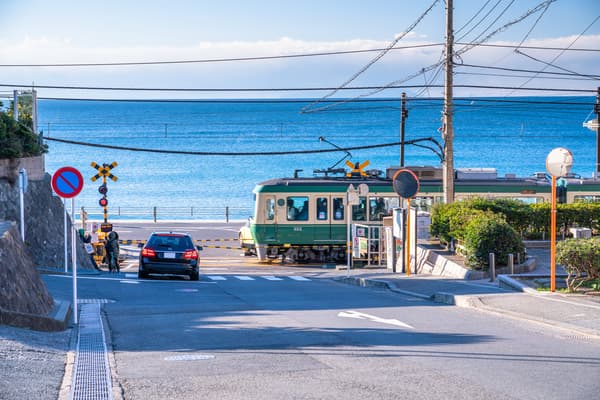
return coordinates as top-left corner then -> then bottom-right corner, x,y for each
164,354 -> 215,361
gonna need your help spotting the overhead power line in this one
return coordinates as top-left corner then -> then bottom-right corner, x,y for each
42,134 -> 443,157
0,42 -> 596,69
0,82 -> 594,93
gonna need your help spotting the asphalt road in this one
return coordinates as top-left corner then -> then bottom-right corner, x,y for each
43,266 -> 600,400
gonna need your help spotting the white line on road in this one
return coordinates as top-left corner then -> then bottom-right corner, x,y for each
337,310 -> 415,329
261,276 -> 283,281
235,276 -> 255,281
288,276 -> 311,281
125,273 -> 137,279
207,276 -> 227,281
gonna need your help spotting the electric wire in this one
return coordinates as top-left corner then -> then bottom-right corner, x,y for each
510,14 -> 600,92
300,0 -> 441,113
41,134 -> 444,158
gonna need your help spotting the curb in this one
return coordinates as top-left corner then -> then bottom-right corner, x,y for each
335,276 -> 432,300
0,300 -> 72,332
337,276 -> 600,340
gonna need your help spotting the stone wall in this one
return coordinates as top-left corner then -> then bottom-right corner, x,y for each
0,171 -> 93,269
0,222 -> 54,315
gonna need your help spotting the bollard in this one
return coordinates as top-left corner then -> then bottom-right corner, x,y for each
489,253 -> 496,282
226,206 -> 230,223
153,206 -> 157,223
508,253 -> 514,275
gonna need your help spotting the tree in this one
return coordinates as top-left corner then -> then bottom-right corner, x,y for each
0,110 -> 47,159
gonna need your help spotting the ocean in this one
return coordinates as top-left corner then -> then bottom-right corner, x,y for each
38,97 -> 597,220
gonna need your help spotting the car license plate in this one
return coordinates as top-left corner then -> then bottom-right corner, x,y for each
163,252 -> 176,259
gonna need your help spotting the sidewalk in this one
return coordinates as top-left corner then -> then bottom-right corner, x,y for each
334,246 -> 600,340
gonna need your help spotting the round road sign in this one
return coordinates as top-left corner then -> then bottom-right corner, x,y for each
51,166 -> 84,198
392,169 -> 420,198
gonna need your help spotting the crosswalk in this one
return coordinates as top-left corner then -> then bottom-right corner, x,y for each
206,275 -> 311,282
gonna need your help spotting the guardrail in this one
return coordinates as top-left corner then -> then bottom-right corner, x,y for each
81,206 -> 253,222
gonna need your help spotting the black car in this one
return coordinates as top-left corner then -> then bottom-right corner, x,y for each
138,232 -> 200,280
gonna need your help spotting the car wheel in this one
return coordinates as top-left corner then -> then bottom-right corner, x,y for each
138,270 -> 149,279
190,270 -> 200,281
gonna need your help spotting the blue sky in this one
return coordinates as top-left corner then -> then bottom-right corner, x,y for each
1,0 -> 599,99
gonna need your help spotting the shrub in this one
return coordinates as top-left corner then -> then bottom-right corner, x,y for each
0,111 -> 47,159
556,238 -> 600,292
463,215 -> 525,269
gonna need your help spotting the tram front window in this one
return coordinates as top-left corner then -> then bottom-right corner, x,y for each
287,196 -> 309,221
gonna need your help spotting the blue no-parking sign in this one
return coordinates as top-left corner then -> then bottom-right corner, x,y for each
51,166 -> 84,198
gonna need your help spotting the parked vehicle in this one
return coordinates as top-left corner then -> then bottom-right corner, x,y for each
138,232 -> 200,280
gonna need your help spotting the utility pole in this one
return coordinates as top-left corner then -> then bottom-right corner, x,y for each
595,87 -> 600,176
400,92 -> 408,166
12,90 -> 19,121
442,0 -> 455,203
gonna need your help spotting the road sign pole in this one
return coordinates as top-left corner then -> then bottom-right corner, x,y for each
64,198 -> 68,273
405,198 -> 411,277
71,197 -> 78,325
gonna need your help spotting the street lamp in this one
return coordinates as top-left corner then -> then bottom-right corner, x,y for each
546,147 -> 574,292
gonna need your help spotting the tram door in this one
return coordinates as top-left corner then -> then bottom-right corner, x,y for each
324,196 -> 346,244
261,196 -> 278,241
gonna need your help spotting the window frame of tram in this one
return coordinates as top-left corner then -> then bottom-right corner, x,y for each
286,196 -> 309,221
368,196 -> 399,221
316,197 -> 328,221
352,197 -> 367,221
333,197 -> 344,220
265,198 -> 276,220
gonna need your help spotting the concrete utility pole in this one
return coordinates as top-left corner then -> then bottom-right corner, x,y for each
32,89 -> 38,134
595,87 -> 600,176
13,90 -> 19,121
400,92 -> 407,166
442,0 -> 455,203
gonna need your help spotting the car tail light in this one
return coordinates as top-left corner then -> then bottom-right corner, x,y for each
183,249 -> 198,260
141,248 -> 156,257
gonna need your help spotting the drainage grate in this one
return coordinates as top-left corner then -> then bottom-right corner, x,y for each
70,303 -> 113,400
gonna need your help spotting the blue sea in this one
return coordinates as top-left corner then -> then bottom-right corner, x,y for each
38,97 -> 596,220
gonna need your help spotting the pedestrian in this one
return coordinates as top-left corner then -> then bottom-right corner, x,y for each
105,231 -> 120,273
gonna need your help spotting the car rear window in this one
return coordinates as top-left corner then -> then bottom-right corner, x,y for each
147,234 -> 193,251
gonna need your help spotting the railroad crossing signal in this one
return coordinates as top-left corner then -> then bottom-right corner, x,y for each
91,161 -> 118,182
345,160 -> 370,177
91,161 -> 118,223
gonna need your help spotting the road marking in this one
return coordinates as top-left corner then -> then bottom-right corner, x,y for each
235,275 -> 255,281
207,276 -> 227,281
120,280 -> 140,284
261,276 -> 283,281
337,310 -> 414,329
288,276 -> 311,281
124,273 -> 137,279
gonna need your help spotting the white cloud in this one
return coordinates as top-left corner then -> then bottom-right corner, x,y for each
0,34 -> 597,99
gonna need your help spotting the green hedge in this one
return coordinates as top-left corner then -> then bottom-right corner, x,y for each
431,199 -> 600,242
556,238 -> 600,292
0,111 -> 47,159
463,215 -> 525,269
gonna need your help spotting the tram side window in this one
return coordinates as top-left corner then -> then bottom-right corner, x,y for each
265,198 -> 275,220
287,196 -> 309,221
369,197 -> 386,221
333,197 -> 344,220
317,197 -> 328,220
352,197 -> 367,221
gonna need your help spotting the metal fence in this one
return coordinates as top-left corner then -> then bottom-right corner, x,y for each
80,206 -> 253,222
